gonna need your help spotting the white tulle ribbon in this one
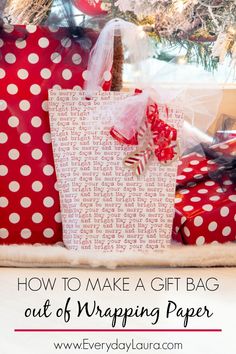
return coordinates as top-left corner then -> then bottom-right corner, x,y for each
110,91 -> 149,140
134,60 -> 223,151
84,18 -> 152,95
85,18 -> 223,150
108,83 -> 221,150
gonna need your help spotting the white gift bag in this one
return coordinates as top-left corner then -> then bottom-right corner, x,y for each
49,90 -> 184,253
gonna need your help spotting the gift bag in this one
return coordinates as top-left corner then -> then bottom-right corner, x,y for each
172,138 -> 236,245
49,90 -> 184,253
0,24 -> 111,245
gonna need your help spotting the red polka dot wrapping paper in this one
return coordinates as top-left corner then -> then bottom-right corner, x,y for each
172,139 -> 236,246
215,131 -> 236,143
0,24 -> 111,245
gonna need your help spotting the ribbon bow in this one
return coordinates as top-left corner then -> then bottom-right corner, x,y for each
148,103 -> 177,163
110,98 -> 178,176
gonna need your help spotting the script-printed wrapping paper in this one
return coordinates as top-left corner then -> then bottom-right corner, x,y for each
0,24 -> 111,245
49,90 -> 184,252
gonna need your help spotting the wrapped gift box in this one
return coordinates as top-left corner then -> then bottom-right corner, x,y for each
172,139 -> 236,245
214,130 -> 236,143
208,113 -> 236,143
0,24 -> 111,245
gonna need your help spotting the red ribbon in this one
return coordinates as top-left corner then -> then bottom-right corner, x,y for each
109,88 -> 143,146
147,103 -> 177,163
110,96 -> 177,165
110,128 -> 139,146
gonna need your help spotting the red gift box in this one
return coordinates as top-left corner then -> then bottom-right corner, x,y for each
0,24 -> 111,245
172,139 -> 236,245
215,131 -> 236,143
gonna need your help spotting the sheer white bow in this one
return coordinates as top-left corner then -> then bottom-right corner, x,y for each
85,18 -> 223,151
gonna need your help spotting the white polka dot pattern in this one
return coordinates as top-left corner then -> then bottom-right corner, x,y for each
179,189 -> 189,195
31,149 -> 43,160
177,175 -> 186,180
0,100 -> 7,110
190,197 -> 201,202
0,197 -> 9,207
183,168 -> 193,173
61,37 -> 72,48
5,53 -> 16,64
62,69 -> 72,80
173,140 -> 236,246
220,207 -> 229,217
21,228 -> 32,239
4,25 -> 14,34
183,227 -> 190,237
222,226 -> 231,237
9,213 -> 20,223
72,53 -> 81,65
205,181 -> 215,186
8,116 -> 19,127
202,204 -> 213,212
18,69 -> 29,80
38,37 -> 49,48
31,116 -> 42,127
82,70 -> 91,81
20,197 -> 32,208
28,53 -> 39,64
19,100 -> 30,111
16,39 -> 27,49
26,25 -> 37,33
32,181 -> 43,192
196,236 -> 205,246
30,84 -> 41,95
0,25 -> 108,245
20,133 -> 31,144
8,149 -> 20,160
223,180 -> 232,186
43,165 -> 54,176
40,68 -> 51,79
194,216 -> 203,227
0,132 -> 8,143
198,189 -> 208,194
32,213 -> 43,223
7,84 -> 18,95
43,196 -> 54,208
0,68 -> 5,78
183,205 -> 193,212
189,160 -> 199,166
9,181 -> 20,192
0,165 -> 8,176
20,165 -> 31,176
43,228 -> 54,238
208,221 -> 218,232
229,195 -> 236,202
0,228 -> 9,239
51,52 -> 62,64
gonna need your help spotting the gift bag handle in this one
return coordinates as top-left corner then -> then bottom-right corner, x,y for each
84,18 -> 152,96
